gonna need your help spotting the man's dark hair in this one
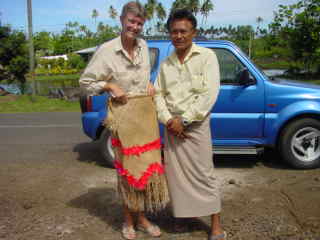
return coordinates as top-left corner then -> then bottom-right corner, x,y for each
166,9 -> 197,32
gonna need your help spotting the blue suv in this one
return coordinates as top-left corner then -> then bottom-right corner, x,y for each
80,40 -> 320,169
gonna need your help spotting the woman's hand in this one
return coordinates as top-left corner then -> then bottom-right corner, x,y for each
147,82 -> 155,96
104,83 -> 127,104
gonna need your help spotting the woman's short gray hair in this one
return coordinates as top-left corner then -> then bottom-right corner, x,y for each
121,1 -> 147,19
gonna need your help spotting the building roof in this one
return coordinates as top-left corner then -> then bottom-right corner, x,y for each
75,46 -> 98,54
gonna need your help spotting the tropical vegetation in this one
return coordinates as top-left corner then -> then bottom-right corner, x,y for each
0,0 -> 319,86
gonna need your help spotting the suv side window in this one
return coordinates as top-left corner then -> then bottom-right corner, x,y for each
211,48 -> 254,85
149,48 -> 159,73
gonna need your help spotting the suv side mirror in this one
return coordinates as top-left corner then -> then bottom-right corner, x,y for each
238,68 -> 256,86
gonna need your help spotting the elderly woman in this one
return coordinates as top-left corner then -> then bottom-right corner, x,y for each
79,2 -> 168,239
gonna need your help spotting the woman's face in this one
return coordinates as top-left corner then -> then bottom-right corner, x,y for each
120,12 -> 145,41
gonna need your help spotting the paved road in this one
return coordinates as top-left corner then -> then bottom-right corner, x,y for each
0,112 -> 93,162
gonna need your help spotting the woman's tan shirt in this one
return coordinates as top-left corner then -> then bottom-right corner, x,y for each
79,36 -> 150,96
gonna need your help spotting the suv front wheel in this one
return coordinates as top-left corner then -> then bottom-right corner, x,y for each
279,118 -> 320,169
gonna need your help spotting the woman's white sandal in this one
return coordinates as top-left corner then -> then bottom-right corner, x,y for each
121,223 -> 136,240
209,231 -> 227,240
137,223 -> 161,237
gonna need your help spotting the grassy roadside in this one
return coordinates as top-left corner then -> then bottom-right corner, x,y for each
0,95 -> 80,113
31,74 -> 81,82
257,61 -> 291,70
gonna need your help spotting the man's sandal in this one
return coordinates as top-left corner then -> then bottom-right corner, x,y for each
121,223 -> 136,240
137,223 -> 161,237
209,231 -> 227,240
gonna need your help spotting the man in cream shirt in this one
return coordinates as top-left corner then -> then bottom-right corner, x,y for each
154,9 -> 226,240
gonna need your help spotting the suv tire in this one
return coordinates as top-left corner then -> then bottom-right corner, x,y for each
279,118 -> 320,169
99,128 -> 115,168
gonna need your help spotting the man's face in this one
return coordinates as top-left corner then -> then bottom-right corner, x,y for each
169,19 -> 196,52
120,12 -> 145,40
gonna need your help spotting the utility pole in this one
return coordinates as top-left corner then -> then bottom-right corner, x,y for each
248,30 -> 253,59
27,0 -> 36,98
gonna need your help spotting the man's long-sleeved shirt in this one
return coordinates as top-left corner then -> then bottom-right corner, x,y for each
79,36 -> 150,96
154,43 -> 220,125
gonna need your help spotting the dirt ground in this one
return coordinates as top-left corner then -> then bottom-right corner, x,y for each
0,142 -> 319,240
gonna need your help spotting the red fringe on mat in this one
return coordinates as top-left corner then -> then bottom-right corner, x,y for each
112,138 -> 161,156
114,160 -> 164,190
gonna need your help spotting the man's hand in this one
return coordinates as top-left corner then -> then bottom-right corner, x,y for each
104,83 -> 127,104
147,82 -> 155,96
168,117 -> 184,134
166,117 -> 190,139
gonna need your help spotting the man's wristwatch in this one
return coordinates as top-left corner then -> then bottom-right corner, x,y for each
182,118 -> 191,127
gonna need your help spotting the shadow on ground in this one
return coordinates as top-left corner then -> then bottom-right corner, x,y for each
68,187 -> 212,234
73,141 -> 109,168
68,187 -> 122,231
214,148 -> 291,170
260,148 -> 294,170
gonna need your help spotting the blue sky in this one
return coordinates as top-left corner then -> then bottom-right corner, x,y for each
1,0 -> 299,34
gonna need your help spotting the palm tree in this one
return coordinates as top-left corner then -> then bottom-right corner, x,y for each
171,0 -> 200,15
79,25 -> 87,32
91,9 -> 99,29
109,5 -> 118,24
171,0 -> 188,12
256,16 -> 263,36
247,24 -> 255,59
156,21 -> 166,35
97,22 -> 105,33
171,0 -> 214,31
144,0 -> 158,34
189,0 -> 200,15
79,24 -> 88,38
200,0 -> 214,27
156,2 -> 167,34
156,2 -> 166,21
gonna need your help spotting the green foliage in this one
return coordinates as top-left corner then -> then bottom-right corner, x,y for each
36,56 -> 83,75
269,0 -> 320,72
144,0 -> 168,35
255,60 -> 292,70
4,0 -> 317,77
52,29 -> 75,55
108,5 -> 118,20
67,53 -> 86,69
34,31 -> 54,56
254,46 -> 290,59
93,23 -> 118,46
33,21 -> 118,56
7,55 -> 29,79
170,0 -> 214,28
0,26 -> 29,84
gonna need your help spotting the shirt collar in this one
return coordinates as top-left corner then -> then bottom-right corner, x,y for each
169,43 -> 201,64
114,35 -> 143,53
